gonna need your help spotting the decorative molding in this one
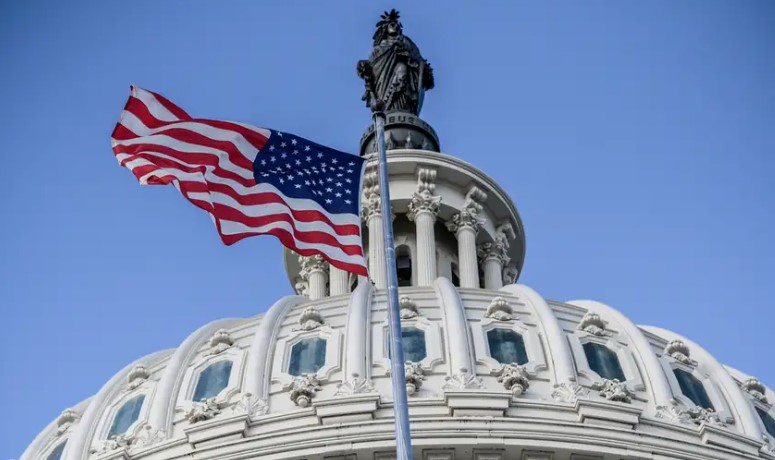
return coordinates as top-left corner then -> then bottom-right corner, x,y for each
290,374 -> 322,407
443,370 -> 483,391
591,378 -> 633,403
230,392 -> 268,418
502,265 -> 519,285
445,207 -> 485,236
484,297 -> 514,321
90,435 -> 131,456
293,278 -> 309,297
399,296 -> 419,319
126,364 -> 151,390
741,378 -> 768,403
185,397 -> 221,423
664,340 -> 696,366
686,406 -> 726,427
407,190 -> 441,221
577,312 -> 610,337
360,169 -> 381,222
551,382 -> 588,404
336,373 -> 375,396
297,306 -> 325,331
495,364 -> 530,397
655,400 -> 692,425
206,329 -> 234,355
299,255 -> 330,278
55,408 -> 80,435
130,424 -> 165,449
405,362 -> 426,396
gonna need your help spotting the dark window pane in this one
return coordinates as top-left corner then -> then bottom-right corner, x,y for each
451,263 -> 460,287
108,394 -> 145,438
673,368 -> 714,410
583,342 -> 626,381
757,407 -> 775,438
289,337 -> 327,376
487,329 -> 528,365
47,442 -> 66,460
402,327 -> 427,362
193,360 -> 232,401
396,246 -> 412,287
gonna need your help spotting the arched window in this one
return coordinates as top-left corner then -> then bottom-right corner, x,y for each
47,442 -> 66,460
757,407 -> 775,438
396,245 -> 412,287
108,394 -> 145,438
583,342 -> 625,381
289,337 -> 327,376
487,329 -> 528,365
673,368 -> 714,410
193,360 -> 232,402
402,327 -> 427,362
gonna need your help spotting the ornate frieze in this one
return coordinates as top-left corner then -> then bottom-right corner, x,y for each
407,189 -> 441,221
207,329 -> 234,355
484,297 -> 514,321
577,312 -> 610,337
446,207 -> 484,235
495,364 -> 530,397
443,369 -> 483,391
405,362 -> 425,396
655,400 -> 692,424
336,373 -> 375,396
664,340 -> 695,366
298,306 -> 325,331
185,397 -> 221,423
477,240 -> 510,266
741,377 -> 768,403
131,424 -> 166,449
290,374 -> 322,407
55,408 -> 80,435
399,296 -> 419,319
127,364 -> 151,390
551,382 -> 588,404
591,379 -> 633,403
231,392 -> 268,418
686,406 -> 726,427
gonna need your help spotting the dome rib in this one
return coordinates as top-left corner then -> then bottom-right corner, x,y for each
342,282 -> 375,383
146,318 -> 240,438
61,349 -> 171,460
244,295 -> 307,404
503,284 -> 576,385
434,278 -> 476,378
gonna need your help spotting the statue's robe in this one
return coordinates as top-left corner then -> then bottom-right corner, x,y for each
369,35 -> 427,114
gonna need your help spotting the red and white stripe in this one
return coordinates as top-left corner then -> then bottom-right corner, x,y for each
111,86 -> 367,276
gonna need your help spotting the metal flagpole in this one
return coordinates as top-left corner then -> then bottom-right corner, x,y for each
373,109 -> 414,460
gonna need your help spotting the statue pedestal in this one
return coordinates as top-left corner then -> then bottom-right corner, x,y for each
360,111 -> 439,156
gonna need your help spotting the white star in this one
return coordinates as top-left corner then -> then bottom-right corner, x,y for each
295,160 -> 301,166
326,187 -> 333,193
291,139 -> 298,145
326,178 -> 333,182
345,199 -> 352,204
293,149 -> 299,154
335,192 -> 342,198
317,152 -> 324,158
306,156 -> 312,162
347,169 -> 353,173
345,189 -> 352,194
260,159 -> 266,165
295,184 -> 302,189
276,132 -> 283,137
279,178 -> 285,184
345,178 -> 352,183
337,173 -> 343,177
281,153 -> 287,159
304,180 -> 311,185
304,145 -> 311,151
269,145 -> 275,151
280,142 -> 287,148
325,199 -> 332,204
335,182 -> 342,187
348,161 -> 355,166
270,156 -> 276,162
287,174 -> 295,181
331,159 -> 338,164
285,163 -> 291,169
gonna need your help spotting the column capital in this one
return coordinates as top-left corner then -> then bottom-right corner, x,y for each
477,239 -> 510,266
299,254 -> 329,279
446,207 -> 485,236
407,189 -> 441,221
360,191 -> 382,222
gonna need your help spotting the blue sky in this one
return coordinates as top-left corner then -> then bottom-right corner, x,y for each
1,1 -> 774,457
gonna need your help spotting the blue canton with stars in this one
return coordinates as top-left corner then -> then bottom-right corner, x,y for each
253,130 -> 365,215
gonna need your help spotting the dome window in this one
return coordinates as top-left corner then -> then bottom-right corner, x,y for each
396,245 -> 412,286
289,337 -> 327,376
193,360 -> 232,402
487,329 -> 528,365
47,442 -> 66,460
108,394 -> 145,439
583,342 -> 625,381
401,327 -> 427,362
673,368 -> 714,410
757,407 -> 775,438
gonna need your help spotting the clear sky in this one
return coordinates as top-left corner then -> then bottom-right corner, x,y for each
1,1 -> 774,457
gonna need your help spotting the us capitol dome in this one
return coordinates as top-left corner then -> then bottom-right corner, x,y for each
23,11 -> 775,460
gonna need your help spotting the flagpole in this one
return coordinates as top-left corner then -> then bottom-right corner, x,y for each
373,109 -> 414,460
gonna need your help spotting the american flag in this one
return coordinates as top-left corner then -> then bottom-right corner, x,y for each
111,86 -> 367,276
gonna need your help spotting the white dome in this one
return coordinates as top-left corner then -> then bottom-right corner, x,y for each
22,280 -> 775,460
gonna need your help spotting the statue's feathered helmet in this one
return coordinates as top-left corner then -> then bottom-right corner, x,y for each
373,9 -> 402,44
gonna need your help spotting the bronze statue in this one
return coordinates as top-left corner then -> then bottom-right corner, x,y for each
357,9 -> 434,115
